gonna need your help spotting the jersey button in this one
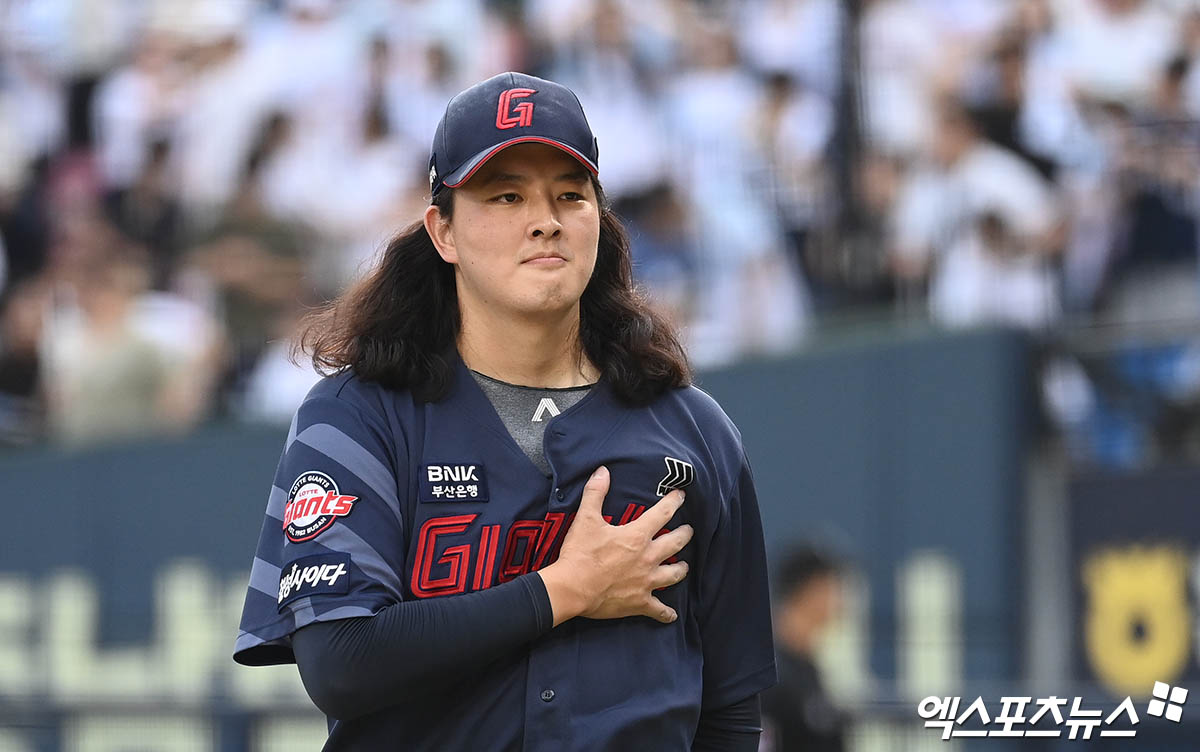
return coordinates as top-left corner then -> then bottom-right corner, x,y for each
554,488 -> 564,501
540,689 -> 555,702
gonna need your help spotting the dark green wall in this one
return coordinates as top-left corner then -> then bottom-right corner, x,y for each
698,326 -> 1032,682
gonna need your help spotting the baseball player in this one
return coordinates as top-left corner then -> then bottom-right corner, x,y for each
234,72 -> 775,751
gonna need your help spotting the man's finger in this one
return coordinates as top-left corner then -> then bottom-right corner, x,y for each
577,466 -> 610,520
648,524 -> 694,560
632,488 -> 685,534
649,560 -> 689,590
643,596 -> 677,624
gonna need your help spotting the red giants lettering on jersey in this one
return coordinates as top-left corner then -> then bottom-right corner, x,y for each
283,471 -> 358,542
411,514 -> 476,596
409,505 -> 680,598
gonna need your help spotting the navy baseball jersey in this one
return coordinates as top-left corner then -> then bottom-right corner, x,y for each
235,352 -> 775,750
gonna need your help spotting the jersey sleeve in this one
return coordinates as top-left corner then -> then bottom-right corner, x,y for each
234,378 -> 408,666
698,448 -> 777,709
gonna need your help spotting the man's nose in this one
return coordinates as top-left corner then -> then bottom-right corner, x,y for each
529,194 -> 563,238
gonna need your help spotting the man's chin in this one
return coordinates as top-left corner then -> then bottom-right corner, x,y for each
511,294 -> 583,321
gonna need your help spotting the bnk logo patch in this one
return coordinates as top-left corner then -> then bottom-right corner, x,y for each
419,463 -> 489,503
283,470 -> 358,542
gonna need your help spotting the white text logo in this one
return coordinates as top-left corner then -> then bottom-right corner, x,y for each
278,562 -> 348,604
426,465 -> 480,482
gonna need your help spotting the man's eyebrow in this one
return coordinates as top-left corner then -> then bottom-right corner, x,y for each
557,170 -> 589,183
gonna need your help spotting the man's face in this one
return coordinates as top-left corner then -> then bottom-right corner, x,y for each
426,143 -> 601,321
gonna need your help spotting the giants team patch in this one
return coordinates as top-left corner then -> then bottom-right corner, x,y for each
419,463 -> 489,503
283,471 -> 358,542
277,553 -> 351,609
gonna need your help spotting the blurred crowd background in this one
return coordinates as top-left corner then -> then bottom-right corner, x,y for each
3,0 -> 1200,467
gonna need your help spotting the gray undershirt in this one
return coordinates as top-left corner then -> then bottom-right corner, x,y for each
470,370 -> 592,476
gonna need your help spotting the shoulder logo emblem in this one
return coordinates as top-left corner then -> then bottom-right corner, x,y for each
656,456 -> 695,496
532,397 -> 561,423
283,471 -> 358,542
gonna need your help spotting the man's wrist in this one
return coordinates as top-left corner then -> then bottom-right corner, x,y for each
535,563 -> 590,627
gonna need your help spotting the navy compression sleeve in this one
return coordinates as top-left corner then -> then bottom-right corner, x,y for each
692,693 -> 763,752
292,574 -> 554,720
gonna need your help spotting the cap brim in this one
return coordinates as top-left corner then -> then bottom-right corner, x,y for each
442,136 -> 599,190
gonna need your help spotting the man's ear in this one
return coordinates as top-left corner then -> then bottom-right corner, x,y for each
424,205 -> 457,264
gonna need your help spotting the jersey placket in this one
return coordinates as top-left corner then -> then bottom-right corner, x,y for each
522,403 -> 589,750
522,625 -> 575,750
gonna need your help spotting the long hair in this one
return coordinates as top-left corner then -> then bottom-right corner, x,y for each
296,181 -> 691,404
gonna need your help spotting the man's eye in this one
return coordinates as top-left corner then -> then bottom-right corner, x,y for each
494,193 -> 519,203
560,192 -> 584,201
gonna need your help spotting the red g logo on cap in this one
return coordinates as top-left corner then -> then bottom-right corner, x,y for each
496,88 -> 535,129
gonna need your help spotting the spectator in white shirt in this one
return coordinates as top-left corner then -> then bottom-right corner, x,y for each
1057,0 -> 1178,108
891,101 -> 1061,313
93,33 -> 178,191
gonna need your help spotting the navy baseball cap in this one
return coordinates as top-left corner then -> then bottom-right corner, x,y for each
429,72 -> 599,196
